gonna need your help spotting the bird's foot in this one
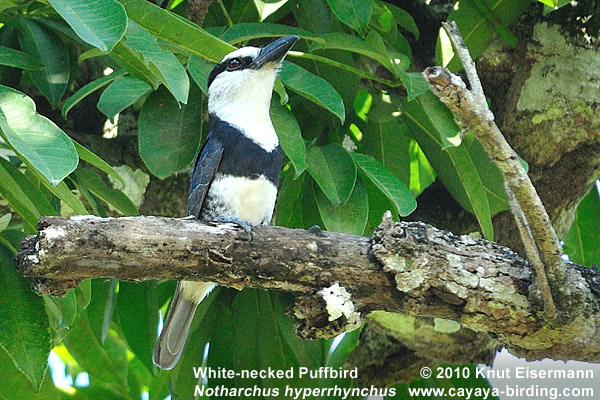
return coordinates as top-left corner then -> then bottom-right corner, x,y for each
214,216 -> 254,241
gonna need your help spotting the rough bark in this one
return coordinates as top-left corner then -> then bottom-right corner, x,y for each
14,214 -> 600,363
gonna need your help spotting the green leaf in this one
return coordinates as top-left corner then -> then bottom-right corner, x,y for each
274,169 -> 306,228
309,32 -> 395,74
221,23 -> 324,45
0,241 -> 52,392
361,119 -> 411,187
463,134 -> 509,216
188,54 -> 213,95
315,176 -> 368,235
62,70 -> 127,118
48,180 -> 89,215
0,214 -> 10,232
74,141 -> 125,186
0,85 -> 78,186
0,45 -> 44,70
414,91 -> 461,149
85,279 -> 117,344
18,19 -> 69,107
564,186 -> 600,268
78,279 -> 92,309
441,0 -> 531,71
352,152 -> 416,217
62,309 -> 128,387
123,20 -> 189,104
71,168 -> 139,216
0,346 -> 60,400
306,143 -> 356,205
138,84 -> 203,178
293,0 -> 332,35
326,0 -> 373,37
116,281 -> 159,373
404,100 -> 494,240
0,157 -> 57,232
47,0 -> 127,53
118,0 -> 234,62
280,61 -> 345,124
270,100 -> 307,177
386,4 -> 419,39
398,71 -> 430,101
97,75 -> 152,119
110,42 -> 160,89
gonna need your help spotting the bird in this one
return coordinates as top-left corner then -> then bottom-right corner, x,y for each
152,35 -> 299,370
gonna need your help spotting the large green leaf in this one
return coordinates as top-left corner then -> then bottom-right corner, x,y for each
116,281 -> 159,373
274,169 -> 306,228
221,23 -> 324,45
18,19 -> 69,107
85,279 -> 117,344
62,309 -> 128,387
463,134 -> 510,216
280,61 -> 345,123
386,3 -> 419,39
123,20 -> 189,104
138,85 -> 203,178
404,99 -> 494,240
62,70 -> 127,118
417,91 -> 461,149
188,54 -> 213,95
0,157 -> 56,232
0,85 -> 78,186
110,42 -> 160,89
270,100 -> 307,177
315,176 -> 368,235
441,0 -> 531,70
326,0 -> 373,37
361,119 -> 411,187
97,75 -> 152,119
118,0 -> 234,62
352,152 -> 416,217
71,168 -> 139,216
0,240 -> 52,392
564,186 -> 600,268
74,141 -> 125,186
309,32 -> 395,73
0,346 -> 60,400
47,0 -> 127,53
307,143 -> 356,205
0,45 -> 43,70
293,0 -> 332,35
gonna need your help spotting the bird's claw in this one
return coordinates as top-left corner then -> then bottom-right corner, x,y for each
214,216 -> 254,241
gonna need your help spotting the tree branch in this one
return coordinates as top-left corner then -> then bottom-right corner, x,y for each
425,22 -> 569,319
13,214 -> 600,362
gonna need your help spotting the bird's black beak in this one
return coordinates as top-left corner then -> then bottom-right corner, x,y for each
251,35 -> 299,69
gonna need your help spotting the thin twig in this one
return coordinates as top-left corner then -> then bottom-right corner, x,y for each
424,22 -> 568,318
505,182 -> 556,319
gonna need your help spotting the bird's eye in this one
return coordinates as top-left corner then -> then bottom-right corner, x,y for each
227,58 -> 242,70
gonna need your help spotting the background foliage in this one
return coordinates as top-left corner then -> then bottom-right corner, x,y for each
0,0 -> 598,399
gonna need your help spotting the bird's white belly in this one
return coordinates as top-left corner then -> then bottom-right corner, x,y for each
208,174 -> 278,225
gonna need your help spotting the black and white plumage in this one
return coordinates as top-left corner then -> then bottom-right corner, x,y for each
153,35 -> 299,370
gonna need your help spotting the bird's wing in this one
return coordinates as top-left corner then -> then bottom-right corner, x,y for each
187,133 -> 224,217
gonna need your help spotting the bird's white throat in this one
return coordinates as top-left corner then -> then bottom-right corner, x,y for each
208,67 -> 279,152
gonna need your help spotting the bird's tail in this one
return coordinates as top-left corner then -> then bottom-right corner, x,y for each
153,281 -> 216,370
